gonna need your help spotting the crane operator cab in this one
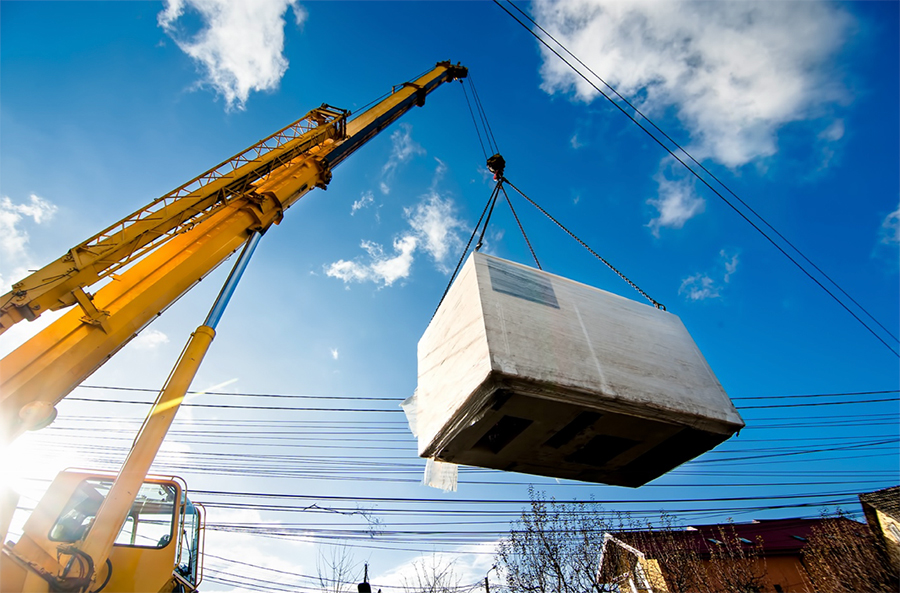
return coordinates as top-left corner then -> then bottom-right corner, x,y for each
1,470 -> 204,593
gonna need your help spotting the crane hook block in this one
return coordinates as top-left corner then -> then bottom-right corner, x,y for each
487,154 -> 505,180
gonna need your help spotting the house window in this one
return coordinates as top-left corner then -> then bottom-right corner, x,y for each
888,523 -> 900,542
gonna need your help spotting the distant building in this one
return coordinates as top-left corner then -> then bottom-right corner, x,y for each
859,485 -> 900,573
597,517 -> 869,593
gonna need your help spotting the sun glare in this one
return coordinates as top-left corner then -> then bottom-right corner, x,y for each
1,429 -> 98,520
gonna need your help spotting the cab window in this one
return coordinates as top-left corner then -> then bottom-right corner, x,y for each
176,499 -> 202,584
49,479 -> 177,548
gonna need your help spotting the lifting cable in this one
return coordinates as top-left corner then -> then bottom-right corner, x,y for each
460,81 -> 489,161
436,79 -> 664,317
492,0 -> 899,358
431,179 -> 502,320
500,183 -> 541,270
469,74 -> 500,157
502,176 -> 665,310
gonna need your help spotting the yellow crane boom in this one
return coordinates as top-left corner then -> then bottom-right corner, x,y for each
0,61 -> 467,445
1,61 -> 467,593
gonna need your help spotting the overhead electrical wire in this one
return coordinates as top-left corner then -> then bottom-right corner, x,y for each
79,384 -> 403,401
36,425 -> 898,446
122,487 -> 887,507
490,0 -> 899,357
18,382 -> 895,562
736,396 -> 899,409
67,384 -> 900,408
64,397 -> 401,412
731,389 -> 899,401
26,438 -> 900,475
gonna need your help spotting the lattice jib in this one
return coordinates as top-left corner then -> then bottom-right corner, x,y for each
80,105 -> 347,257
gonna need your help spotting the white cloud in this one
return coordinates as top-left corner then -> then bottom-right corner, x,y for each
570,133 -> 584,149
880,204 -> 900,245
325,235 -> 418,287
647,167 -> 704,236
476,165 -> 494,185
326,162 -> 465,287
380,123 -> 426,193
368,237 -> 418,285
679,249 -> 740,301
325,192 -> 463,286
477,229 -> 505,257
431,157 -> 448,184
350,191 -> 374,215
132,328 -> 170,350
200,508 -> 316,592
535,0 -> 850,167
680,273 -> 720,301
820,119 -> 845,143
816,118 -> 846,170
405,192 -> 464,270
0,194 -> 57,257
158,0 -> 306,111
0,194 -> 58,291
534,0 -> 851,230
330,348 -> 339,360
722,249 -> 739,283
379,543 -> 499,593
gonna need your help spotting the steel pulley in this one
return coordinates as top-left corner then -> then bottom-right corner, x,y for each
487,153 -> 506,180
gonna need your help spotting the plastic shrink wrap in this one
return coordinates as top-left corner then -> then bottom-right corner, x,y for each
410,253 -> 744,488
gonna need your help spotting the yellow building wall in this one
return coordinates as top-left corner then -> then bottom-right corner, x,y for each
875,509 -> 900,570
763,556 -> 812,592
680,556 -> 813,593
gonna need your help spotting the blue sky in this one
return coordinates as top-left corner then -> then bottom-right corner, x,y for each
1,1 -> 898,591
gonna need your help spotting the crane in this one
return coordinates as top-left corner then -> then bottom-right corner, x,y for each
0,61 -> 467,593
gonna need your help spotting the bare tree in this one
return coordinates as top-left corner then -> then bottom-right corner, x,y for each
401,553 -> 462,593
625,514 -> 708,593
498,489 -> 900,593
498,491 -> 771,593
703,525 -> 767,593
497,487 -> 612,593
801,513 -> 898,593
316,545 -> 359,593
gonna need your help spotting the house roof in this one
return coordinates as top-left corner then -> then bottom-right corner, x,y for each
616,517 -> 865,558
859,486 -> 900,523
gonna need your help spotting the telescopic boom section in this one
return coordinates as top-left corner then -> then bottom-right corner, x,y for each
0,105 -> 348,333
0,61 -> 467,445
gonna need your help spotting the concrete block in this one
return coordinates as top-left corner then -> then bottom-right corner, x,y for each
414,253 -> 744,487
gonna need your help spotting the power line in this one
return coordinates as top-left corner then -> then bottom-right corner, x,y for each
736,396 -> 899,409
65,387 -> 900,409
731,389 -> 899,401
491,0 -> 899,357
74,383 -> 900,402
79,384 -> 402,401
65,397 -> 402,412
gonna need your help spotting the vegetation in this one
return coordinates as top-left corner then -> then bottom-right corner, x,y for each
316,491 -> 898,592
494,489 -> 893,593
801,512 -> 898,593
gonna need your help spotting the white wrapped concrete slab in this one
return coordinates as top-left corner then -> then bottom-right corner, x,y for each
414,253 -> 744,487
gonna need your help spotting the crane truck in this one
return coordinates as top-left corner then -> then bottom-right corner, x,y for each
0,61 -> 468,593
